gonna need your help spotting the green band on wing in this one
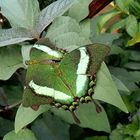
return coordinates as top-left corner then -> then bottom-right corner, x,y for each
29,80 -> 73,104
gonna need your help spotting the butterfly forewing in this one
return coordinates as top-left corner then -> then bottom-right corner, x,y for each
25,45 -> 75,105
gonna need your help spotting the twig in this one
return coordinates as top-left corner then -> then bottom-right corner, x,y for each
0,100 -> 22,112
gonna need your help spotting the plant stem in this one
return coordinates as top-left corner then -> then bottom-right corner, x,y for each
0,100 -> 22,112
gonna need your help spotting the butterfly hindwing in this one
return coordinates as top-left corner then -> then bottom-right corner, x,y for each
86,44 -> 110,75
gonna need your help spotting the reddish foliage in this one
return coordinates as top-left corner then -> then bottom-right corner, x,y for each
87,0 -> 113,18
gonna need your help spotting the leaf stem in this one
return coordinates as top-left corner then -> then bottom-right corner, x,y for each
0,100 -> 22,112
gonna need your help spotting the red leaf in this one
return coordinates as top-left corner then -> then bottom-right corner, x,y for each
87,0 -> 113,18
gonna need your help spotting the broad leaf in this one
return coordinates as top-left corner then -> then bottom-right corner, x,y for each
94,62 -> 128,113
2,85 -> 23,105
79,19 -> 91,39
0,117 -> 14,137
0,45 -> 24,80
98,10 -> 121,31
51,102 -> 111,132
48,32 -> 90,52
46,16 -> 81,39
115,0 -> 132,13
68,0 -> 92,22
90,16 -> 100,36
129,51 -> 140,62
15,104 -> 49,133
124,62 -> 140,70
108,19 -> 126,33
3,129 -> 37,140
129,71 -> 140,83
127,32 -> 140,46
90,17 -> 120,45
109,67 -> 139,92
0,0 -> 40,29
109,124 -> 125,140
91,33 -> 120,46
110,45 -> 123,55
46,16 -> 91,52
126,15 -> 138,37
36,0 -> 77,33
32,112 -> 70,140
112,75 -> 130,94
0,28 -> 33,47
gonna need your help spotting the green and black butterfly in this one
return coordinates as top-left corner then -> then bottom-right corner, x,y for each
23,39 -> 110,123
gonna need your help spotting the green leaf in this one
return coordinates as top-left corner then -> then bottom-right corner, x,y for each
0,117 -> 14,137
109,67 -> 139,92
0,0 -> 39,29
36,0 -> 77,33
126,15 -> 138,37
109,124 -> 125,140
91,33 -> 120,46
115,0 -> 132,13
46,16 -> 81,38
98,10 -> 121,31
49,32 -> 90,52
129,1 -> 140,18
108,19 -> 126,33
131,90 -> 140,102
2,85 -> 22,105
0,28 -> 33,47
0,45 -> 24,80
112,75 -> 130,94
46,16 -> 91,52
110,45 -> 123,55
15,104 -> 49,133
129,51 -> 140,62
124,123 -> 138,136
68,0 -> 92,22
129,71 -> 140,83
94,63 -> 128,113
124,62 -> 140,70
79,19 -> 91,39
51,102 -> 111,132
3,129 -> 37,140
90,16 -> 100,36
32,112 -> 70,140
127,32 -> 140,46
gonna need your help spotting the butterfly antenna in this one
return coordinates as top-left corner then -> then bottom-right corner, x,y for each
71,111 -> 80,124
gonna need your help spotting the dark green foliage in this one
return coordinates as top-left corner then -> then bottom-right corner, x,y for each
0,0 -> 140,140
38,0 -> 57,9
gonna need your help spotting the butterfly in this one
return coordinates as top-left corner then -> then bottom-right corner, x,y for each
23,39 -> 110,123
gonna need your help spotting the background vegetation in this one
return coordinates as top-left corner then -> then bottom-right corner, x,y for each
0,0 -> 140,140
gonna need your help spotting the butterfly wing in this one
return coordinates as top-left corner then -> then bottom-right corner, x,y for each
86,44 -> 110,75
23,43 -> 110,107
23,45 -> 74,107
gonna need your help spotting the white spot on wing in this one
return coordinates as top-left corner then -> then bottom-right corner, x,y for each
33,44 -> 63,58
76,47 -> 89,96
